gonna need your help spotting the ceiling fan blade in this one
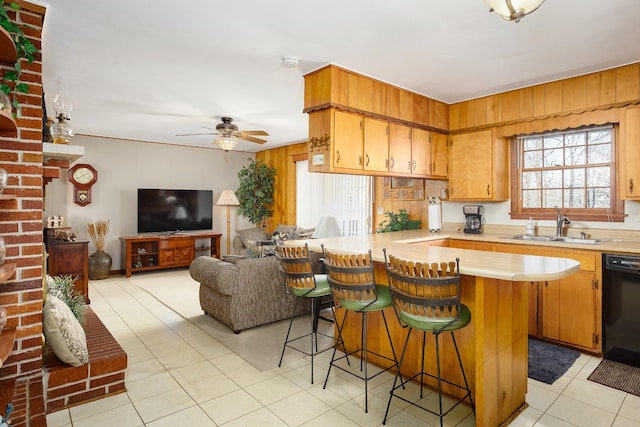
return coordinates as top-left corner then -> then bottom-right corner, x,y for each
240,135 -> 267,144
200,126 -> 217,131
175,132 -> 216,137
240,130 -> 269,136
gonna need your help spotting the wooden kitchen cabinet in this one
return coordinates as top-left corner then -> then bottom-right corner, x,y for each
430,132 -> 449,178
388,123 -> 412,174
334,110 -> 364,171
308,106 -> 446,178
622,106 -> 640,199
448,129 -> 509,201
363,117 -> 389,173
492,242 -> 601,352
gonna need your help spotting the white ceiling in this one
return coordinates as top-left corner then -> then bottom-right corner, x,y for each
39,0 -> 640,153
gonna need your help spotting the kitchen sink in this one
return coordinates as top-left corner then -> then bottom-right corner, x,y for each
500,234 -> 605,244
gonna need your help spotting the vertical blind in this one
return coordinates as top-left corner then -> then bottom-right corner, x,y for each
296,160 -> 372,236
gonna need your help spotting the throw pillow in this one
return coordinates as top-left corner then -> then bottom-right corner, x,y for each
43,294 -> 89,367
275,224 -> 297,235
245,240 -> 260,258
294,226 -> 315,239
236,228 -> 269,247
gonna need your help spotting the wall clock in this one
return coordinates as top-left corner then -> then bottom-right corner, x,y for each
68,163 -> 97,206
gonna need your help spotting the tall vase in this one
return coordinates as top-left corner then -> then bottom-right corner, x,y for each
89,250 -> 112,280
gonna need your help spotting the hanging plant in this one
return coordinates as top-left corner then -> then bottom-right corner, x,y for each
236,158 -> 276,229
0,1 -> 38,114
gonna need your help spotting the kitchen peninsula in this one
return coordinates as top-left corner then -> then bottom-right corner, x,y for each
299,229 -> 580,427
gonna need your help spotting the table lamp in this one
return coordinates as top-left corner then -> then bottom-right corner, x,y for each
312,216 -> 342,238
216,190 -> 240,254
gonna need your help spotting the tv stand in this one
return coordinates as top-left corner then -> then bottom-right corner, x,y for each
120,232 -> 221,277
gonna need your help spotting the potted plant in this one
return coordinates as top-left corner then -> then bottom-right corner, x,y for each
87,220 -> 111,280
378,209 -> 422,233
46,274 -> 87,324
0,2 -> 38,115
236,158 -> 276,229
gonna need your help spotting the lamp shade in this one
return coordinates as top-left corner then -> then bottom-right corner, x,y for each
484,0 -> 545,22
216,189 -> 240,206
312,216 -> 342,239
215,135 -> 238,152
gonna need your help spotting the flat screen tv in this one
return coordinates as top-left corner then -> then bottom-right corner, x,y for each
137,189 -> 213,234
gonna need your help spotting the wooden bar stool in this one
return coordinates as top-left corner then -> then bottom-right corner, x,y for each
382,250 -> 474,426
276,243 -> 342,383
322,247 -> 399,413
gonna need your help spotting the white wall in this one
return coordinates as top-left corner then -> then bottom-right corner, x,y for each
44,135 -> 255,269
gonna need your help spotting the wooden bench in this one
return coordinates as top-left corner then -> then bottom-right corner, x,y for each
43,307 -> 127,413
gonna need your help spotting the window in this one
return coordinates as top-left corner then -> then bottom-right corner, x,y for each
511,125 -> 624,221
296,160 -> 372,236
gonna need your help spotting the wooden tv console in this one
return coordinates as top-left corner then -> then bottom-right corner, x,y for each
120,232 -> 221,277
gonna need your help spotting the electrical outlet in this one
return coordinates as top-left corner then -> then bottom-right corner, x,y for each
377,206 -> 384,215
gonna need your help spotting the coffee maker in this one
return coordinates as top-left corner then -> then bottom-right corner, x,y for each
463,205 -> 483,234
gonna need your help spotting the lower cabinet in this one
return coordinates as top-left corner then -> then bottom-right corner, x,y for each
452,239 -> 602,353
495,243 -> 601,352
541,270 -> 598,350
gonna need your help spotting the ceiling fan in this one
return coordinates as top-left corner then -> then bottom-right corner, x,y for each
177,117 -> 269,151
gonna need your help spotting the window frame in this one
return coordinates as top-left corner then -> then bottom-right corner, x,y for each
510,124 -> 625,222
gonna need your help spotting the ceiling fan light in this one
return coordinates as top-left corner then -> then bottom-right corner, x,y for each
215,135 -> 238,152
484,0 -> 545,22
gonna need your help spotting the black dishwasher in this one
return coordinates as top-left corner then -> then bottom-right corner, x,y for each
603,253 -> 640,368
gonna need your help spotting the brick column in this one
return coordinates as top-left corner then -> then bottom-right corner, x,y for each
0,1 -> 46,382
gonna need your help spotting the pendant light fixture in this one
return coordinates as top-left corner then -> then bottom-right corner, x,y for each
484,0 -> 545,23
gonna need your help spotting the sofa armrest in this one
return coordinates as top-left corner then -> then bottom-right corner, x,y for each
189,257 -> 240,296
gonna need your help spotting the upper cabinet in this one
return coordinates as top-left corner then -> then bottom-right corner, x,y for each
308,108 -> 448,179
388,123 -> 412,175
363,117 -> 389,173
622,106 -> 640,199
304,64 -> 449,130
448,129 -> 509,201
333,109 -> 364,171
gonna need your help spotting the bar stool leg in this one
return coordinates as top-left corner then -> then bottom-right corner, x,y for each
383,327 -> 412,425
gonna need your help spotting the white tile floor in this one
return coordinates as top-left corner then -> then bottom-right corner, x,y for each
45,272 -> 640,427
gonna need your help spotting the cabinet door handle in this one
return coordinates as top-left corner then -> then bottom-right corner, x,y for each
336,150 -> 340,163
408,161 -> 412,172
385,159 -> 389,169
390,157 -> 395,169
365,154 -> 370,167
430,162 -> 434,174
412,160 -> 417,171
630,178 -> 634,193
487,185 -> 490,195
359,155 -> 363,166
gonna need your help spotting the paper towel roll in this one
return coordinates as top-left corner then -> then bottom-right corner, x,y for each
428,203 -> 441,232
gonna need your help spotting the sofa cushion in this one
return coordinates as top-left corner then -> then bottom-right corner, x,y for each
236,227 -> 269,246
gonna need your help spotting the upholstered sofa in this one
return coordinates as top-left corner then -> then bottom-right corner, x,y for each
189,255 -> 312,333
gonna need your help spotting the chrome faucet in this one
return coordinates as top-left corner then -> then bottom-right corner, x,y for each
555,207 -> 571,237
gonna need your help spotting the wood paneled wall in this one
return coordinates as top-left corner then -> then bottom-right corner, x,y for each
256,142 -> 307,232
450,64 -> 640,132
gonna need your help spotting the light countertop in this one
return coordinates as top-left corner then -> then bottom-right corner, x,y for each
299,228 -> 581,282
